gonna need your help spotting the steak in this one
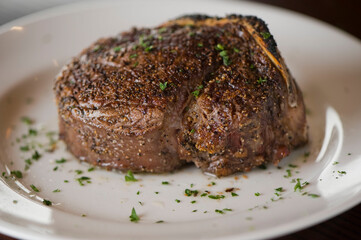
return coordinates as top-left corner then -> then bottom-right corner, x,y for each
54,14 -> 307,177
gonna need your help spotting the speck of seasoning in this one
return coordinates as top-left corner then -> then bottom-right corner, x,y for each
338,171 -> 347,175
288,164 -> 297,168
308,193 -> 320,198
53,189 -> 61,193
184,189 -> 198,197
231,192 -> 239,197
162,181 -> 169,185
129,207 -> 140,222
75,170 -> 83,175
200,193 -> 207,197
260,32 -> 271,39
254,192 -> 260,196
20,145 -> 30,151
192,209 -> 197,212
347,153 -> 351,155
159,82 -> 168,91
138,201 -> 143,206
13,200 -> 18,204
294,178 -> 302,192
155,192 -> 159,194
250,64 -> 255,69
30,184 -> 40,192
175,199 -> 180,203
211,182 -> 216,186
64,180 -> 69,183
53,166 -> 58,171
156,220 -> 164,223
284,169 -> 292,178
188,32 -> 195,37
28,129 -> 37,136
223,208 -> 232,212
275,187 -> 284,192
304,152 -> 310,157
158,27 -> 167,33
191,200 -> 196,204
215,209 -> 224,214
219,50 -> 231,66
82,214 -> 87,217
137,191 -> 140,195
333,162 -> 339,165
43,199 -> 52,206
88,167 -> 95,172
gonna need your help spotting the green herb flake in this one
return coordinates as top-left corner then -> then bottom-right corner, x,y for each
233,48 -> 240,53
288,164 -> 298,168
64,180 -> 69,183
113,46 -> 122,52
260,32 -> 271,39
211,181 -> 216,186
28,129 -> 37,136
208,195 -> 225,200
175,199 -> 181,203
125,170 -> 138,182
200,193 -> 207,197
25,159 -> 32,165
145,45 -> 154,52
129,53 -> 138,59
156,220 -> 164,223
159,82 -> 168,91
304,152 -> 310,158
197,43 -> 203,47
192,90 -> 200,97
191,200 -> 196,204
257,77 -> 267,84
294,178 -> 302,192
81,214 -> 87,217
215,209 -> 224,214
158,27 -> 167,34
231,192 -> 239,197
184,189 -> 199,197
275,187 -> 284,192
162,181 -> 169,185
223,208 -> 232,212
192,209 -> 197,212
133,61 -> 139,67
21,116 -> 33,125
308,193 -> 320,198
53,166 -> 58,171
75,170 -> 83,175
137,191 -> 140,195
20,145 -> 30,151
88,167 -> 95,172
55,158 -> 66,164
13,200 -> 18,204
93,45 -> 101,52
77,176 -> 91,186
129,207 -> 140,222
11,170 -> 23,178
250,64 -> 255,69
219,50 -> 231,66
284,169 -> 292,178
53,189 -> 61,193
254,192 -> 261,196
215,44 -> 224,51
30,184 -> 40,192
338,171 -> 347,175
32,151 -> 41,160
43,199 -> 52,206
190,129 -> 195,134
333,162 -> 339,165
155,192 -> 159,194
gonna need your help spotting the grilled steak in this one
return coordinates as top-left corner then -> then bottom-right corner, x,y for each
54,14 -> 307,177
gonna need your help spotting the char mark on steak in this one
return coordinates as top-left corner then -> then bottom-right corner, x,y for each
54,14 -> 307,177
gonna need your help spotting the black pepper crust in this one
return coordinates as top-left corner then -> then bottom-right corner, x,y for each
54,14 -> 307,176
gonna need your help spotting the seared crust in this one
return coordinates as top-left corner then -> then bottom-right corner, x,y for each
54,14 -> 307,176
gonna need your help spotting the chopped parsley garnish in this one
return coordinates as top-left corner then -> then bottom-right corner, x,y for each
93,45 -> 101,52
288,164 -> 298,168
208,195 -> 225,199
250,64 -> 255,69
211,182 -> 216,186
254,192 -> 260,196
155,192 -> 159,194
215,209 -> 224,214
190,183 -> 194,188
308,193 -> 320,198
191,200 -> 196,204
223,208 -> 232,212
294,178 -> 302,192
192,85 -> 203,97
197,43 -> 203,47
113,46 -> 122,52
75,170 -> 83,175
260,32 -> 271,39
188,32 -> 195,37
53,189 -> 61,193
338,171 -> 346,175
64,180 -> 69,183
125,170 -> 138,182
192,209 -> 197,212
137,191 -> 140,195
257,77 -> 267,84
53,166 -> 58,171
215,44 -> 224,51
55,158 -> 66,164
129,207 -> 140,222
162,181 -> 169,185
20,146 -> 30,151
200,193 -> 207,197
129,53 -> 138,59
76,176 -> 91,186
28,129 -> 37,136
32,151 -> 41,160
25,159 -> 32,165
159,82 -> 168,91
13,200 -> 18,204
145,45 -> 154,52
158,27 -> 167,34
231,192 -> 239,197
184,189 -> 199,197
275,187 -> 284,192
156,220 -> 164,223
233,48 -> 240,53
10,170 -> 23,178
133,61 -> 139,67
333,162 -> 339,165
43,199 -> 52,206
21,116 -> 33,125
304,152 -> 310,157
175,199 -> 181,203
88,167 -> 95,172
284,169 -> 292,178
219,50 -> 231,66
30,184 -> 40,192
190,129 -> 195,134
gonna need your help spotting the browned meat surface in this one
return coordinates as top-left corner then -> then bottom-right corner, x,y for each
54,14 -> 307,177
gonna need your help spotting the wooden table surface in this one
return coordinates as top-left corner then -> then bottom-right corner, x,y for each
0,0 -> 360,239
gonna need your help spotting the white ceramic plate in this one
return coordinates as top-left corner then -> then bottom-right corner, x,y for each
0,0 -> 361,239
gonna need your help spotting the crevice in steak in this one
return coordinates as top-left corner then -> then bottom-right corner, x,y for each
54,14 -> 307,177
